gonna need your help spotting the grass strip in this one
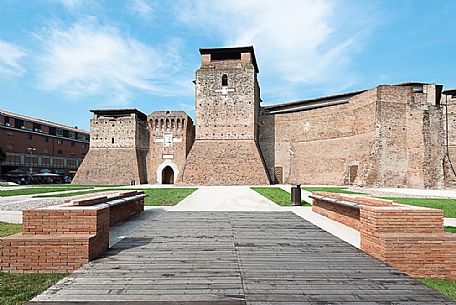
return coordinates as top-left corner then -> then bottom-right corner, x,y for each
0,272 -> 67,305
419,278 -> 456,301
445,226 -> 456,233
0,222 -> 22,237
301,186 -> 364,195
0,187 -> 95,197
251,187 -> 310,206
381,197 -> 456,218
143,188 -> 197,206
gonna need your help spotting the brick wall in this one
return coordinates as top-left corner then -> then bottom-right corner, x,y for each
311,192 -> 455,280
259,84 -> 447,188
0,191 -> 144,273
72,110 -> 148,185
146,112 -> 194,184
180,48 -> 270,185
311,192 -> 393,230
179,140 -> 270,185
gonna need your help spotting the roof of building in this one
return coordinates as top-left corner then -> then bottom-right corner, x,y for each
199,46 -> 259,73
263,82 -> 442,115
0,108 -> 88,134
443,88 -> 456,96
264,89 -> 367,114
90,108 -> 147,121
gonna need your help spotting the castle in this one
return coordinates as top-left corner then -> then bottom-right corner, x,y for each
73,46 -> 456,188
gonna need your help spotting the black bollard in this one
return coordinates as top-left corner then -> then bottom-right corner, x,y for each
291,184 -> 301,206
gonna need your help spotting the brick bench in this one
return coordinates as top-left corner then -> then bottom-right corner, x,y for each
0,190 -> 146,273
311,192 -> 456,280
310,192 -> 393,230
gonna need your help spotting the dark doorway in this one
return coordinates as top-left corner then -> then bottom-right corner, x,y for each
162,166 -> 174,184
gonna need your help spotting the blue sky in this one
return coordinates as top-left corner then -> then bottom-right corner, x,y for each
0,0 -> 455,131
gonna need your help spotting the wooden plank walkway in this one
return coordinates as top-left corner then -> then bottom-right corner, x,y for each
31,211 -> 454,304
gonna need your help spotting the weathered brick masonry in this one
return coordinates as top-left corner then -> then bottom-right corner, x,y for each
0,191 -> 145,273
72,46 -> 456,188
260,84 -> 454,188
312,192 -> 456,280
180,47 -> 270,185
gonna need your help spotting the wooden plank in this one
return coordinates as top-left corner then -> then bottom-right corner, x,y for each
31,211 -> 455,305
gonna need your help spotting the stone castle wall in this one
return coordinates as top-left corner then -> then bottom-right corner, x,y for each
180,48 -> 270,185
180,140 -> 269,185
259,84 -> 449,188
72,47 -> 454,188
259,88 -> 378,185
146,112 -> 194,184
72,111 -> 148,185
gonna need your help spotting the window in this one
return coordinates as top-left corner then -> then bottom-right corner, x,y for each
4,116 -> 10,126
57,140 -> 63,145
14,119 -> 24,129
49,127 -> 56,135
44,137 -> 49,142
111,138 -> 115,144
222,74 -> 228,86
57,149 -> 63,155
33,123 -> 41,132
27,134 -> 32,140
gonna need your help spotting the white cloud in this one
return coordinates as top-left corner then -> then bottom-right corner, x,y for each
57,0 -> 84,9
36,19 -> 187,105
177,0 -> 375,100
130,0 -> 154,19
0,40 -> 26,77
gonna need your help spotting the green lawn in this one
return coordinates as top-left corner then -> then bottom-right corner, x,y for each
143,188 -> 197,206
382,197 -> 456,218
0,187 -> 95,197
35,184 -> 126,187
0,222 -> 65,305
0,272 -> 67,305
445,226 -> 456,233
0,222 -> 22,237
301,186 -> 364,195
420,279 -> 456,302
33,188 -> 115,198
251,187 -> 310,206
34,188 -> 198,205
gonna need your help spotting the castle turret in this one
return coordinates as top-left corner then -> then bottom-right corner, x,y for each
72,109 -> 148,185
146,111 -> 194,184
180,46 -> 270,185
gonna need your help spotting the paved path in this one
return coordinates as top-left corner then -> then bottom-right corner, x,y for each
32,211 -> 454,304
173,186 -> 281,211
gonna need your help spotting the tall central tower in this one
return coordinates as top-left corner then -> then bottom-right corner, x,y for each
180,46 -> 270,185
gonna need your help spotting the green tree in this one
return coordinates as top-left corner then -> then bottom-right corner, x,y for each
0,147 -> 6,164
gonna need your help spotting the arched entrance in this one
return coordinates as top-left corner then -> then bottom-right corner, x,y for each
162,166 -> 174,184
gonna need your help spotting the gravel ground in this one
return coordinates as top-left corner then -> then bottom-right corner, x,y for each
0,190 -> 129,211
0,197 -> 64,211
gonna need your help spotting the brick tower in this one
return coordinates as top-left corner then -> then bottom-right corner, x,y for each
180,46 -> 270,185
72,109 -> 149,185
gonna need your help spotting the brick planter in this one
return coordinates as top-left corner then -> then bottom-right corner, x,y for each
311,192 -> 456,280
0,191 -> 145,273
